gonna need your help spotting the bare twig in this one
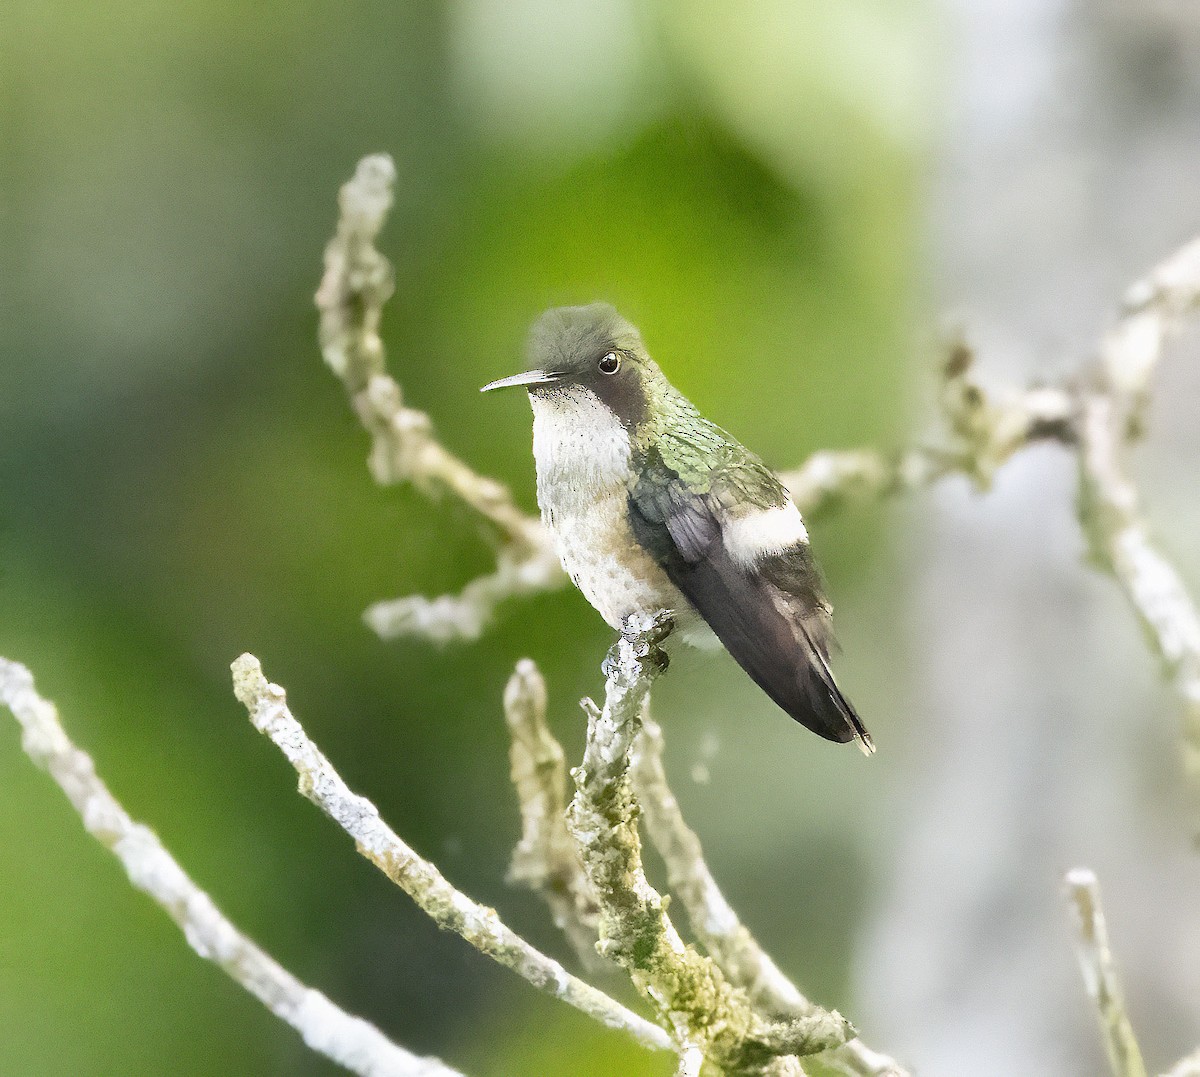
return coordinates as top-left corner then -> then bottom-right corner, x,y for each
1098,236 -> 1200,428
364,550 -> 563,644
1063,868 -> 1147,1077
315,155 -> 563,643
566,614 -> 854,1073
1074,239 -> 1200,775
781,339 -> 1076,517
503,659 -> 602,971
631,714 -> 908,1077
230,653 -> 672,1054
0,657 -> 460,1077
1077,391 -> 1200,772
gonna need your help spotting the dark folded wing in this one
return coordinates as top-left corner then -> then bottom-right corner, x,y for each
628,467 -> 870,748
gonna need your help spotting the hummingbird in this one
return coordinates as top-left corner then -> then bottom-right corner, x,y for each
482,303 -> 872,754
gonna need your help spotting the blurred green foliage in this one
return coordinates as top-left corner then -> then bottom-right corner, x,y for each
2,2 -> 935,1074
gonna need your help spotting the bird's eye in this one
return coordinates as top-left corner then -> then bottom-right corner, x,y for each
598,352 -> 620,375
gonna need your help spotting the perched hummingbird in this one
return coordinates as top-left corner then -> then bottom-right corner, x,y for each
482,304 -> 872,754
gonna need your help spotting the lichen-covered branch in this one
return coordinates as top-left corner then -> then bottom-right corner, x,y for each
1063,868 -> 1147,1077
630,712 -> 823,1015
630,715 -> 908,1077
780,445 -> 952,519
565,614 -> 854,1074
503,659 -> 602,971
504,653 -> 902,1075
0,657 -> 460,1077
230,653 -> 671,1054
315,155 -> 564,643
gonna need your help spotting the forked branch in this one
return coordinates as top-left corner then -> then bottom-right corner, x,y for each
315,154 -> 563,642
230,653 -> 672,1055
502,647 -> 905,1076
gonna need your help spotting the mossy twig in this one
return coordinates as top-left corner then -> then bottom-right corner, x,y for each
631,714 -> 908,1077
566,614 -> 854,1073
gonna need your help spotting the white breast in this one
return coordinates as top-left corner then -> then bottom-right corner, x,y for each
530,387 -> 698,634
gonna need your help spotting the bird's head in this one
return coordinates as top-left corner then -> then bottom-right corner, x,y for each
481,303 -> 664,429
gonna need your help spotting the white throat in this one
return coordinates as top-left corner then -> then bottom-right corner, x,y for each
530,386 -> 632,499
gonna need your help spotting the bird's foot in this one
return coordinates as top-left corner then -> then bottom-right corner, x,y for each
605,610 -> 675,679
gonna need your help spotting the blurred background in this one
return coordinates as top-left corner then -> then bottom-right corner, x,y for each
3,2 -> 1199,1075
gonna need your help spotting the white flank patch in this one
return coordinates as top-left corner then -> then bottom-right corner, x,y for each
723,502 -> 809,567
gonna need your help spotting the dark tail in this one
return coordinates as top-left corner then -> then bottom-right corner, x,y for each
796,625 -> 874,755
